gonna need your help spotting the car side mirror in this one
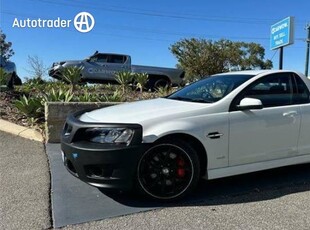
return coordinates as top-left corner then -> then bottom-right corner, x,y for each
236,98 -> 263,110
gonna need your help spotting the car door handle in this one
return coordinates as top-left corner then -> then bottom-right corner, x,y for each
207,132 -> 223,139
283,111 -> 298,117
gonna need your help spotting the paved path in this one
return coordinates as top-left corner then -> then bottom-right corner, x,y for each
0,131 -> 51,230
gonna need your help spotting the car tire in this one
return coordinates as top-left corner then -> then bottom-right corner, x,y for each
147,76 -> 171,90
153,78 -> 170,89
137,139 -> 200,201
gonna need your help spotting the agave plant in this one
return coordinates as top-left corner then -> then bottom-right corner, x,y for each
102,90 -> 123,102
14,95 -> 44,119
61,66 -> 84,92
43,88 -> 74,102
114,71 -> 133,95
134,72 -> 149,93
77,91 -> 99,102
155,85 -> 174,97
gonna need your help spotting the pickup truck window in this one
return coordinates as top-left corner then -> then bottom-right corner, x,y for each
109,55 -> 126,64
90,54 -> 108,63
91,54 -> 126,64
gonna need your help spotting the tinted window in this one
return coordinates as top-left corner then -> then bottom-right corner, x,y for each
168,74 -> 254,103
108,55 -> 126,64
231,73 -> 293,110
89,54 -> 108,63
292,74 -> 310,104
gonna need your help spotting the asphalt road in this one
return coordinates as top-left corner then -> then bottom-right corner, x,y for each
61,163 -> 310,230
1,129 -> 310,230
0,131 -> 51,230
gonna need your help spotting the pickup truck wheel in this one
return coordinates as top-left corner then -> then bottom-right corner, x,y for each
147,77 -> 170,90
153,78 -> 170,89
137,140 -> 200,201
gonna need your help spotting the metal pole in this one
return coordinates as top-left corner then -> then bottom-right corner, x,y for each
279,47 -> 283,70
305,24 -> 310,77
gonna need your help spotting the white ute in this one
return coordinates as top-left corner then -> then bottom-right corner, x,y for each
61,70 -> 310,201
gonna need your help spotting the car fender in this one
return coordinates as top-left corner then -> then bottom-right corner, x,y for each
142,120 -> 205,144
142,115 -> 229,170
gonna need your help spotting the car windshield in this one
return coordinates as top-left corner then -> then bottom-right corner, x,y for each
168,74 -> 255,103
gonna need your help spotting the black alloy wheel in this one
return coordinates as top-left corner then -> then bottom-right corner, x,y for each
137,140 -> 200,200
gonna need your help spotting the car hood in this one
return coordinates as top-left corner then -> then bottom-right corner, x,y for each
61,60 -> 82,64
79,98 -> 210,124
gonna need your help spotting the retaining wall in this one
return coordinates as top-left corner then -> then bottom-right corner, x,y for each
45,102 -> 119,143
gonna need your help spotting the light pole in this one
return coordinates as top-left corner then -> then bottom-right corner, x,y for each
305,24 -> 310,77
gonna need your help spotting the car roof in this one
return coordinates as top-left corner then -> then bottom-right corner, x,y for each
215,69 -> 298,76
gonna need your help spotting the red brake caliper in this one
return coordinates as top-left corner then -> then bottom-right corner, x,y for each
177,157 -> 185,177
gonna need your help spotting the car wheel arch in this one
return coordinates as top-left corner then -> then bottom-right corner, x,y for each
152,133 -> 208,178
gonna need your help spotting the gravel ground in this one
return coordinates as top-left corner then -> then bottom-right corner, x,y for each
0,131 -> 51,230
62,186 -> 310,230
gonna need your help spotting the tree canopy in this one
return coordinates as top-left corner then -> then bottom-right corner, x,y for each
170,38 -> 273,81
0,30 -> 14,61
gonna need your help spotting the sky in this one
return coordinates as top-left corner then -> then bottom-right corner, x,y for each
1,0 -> 310,80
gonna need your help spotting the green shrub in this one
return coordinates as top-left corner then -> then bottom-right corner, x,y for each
115,71 -> 133,94
43,88 -> 74,102
134,72 -> 148,93
102,90 -> 123,102
155,85 -> 173,97
0,68 -> 9,85
14,95 -> 44,118
61,66 -> 84,92
76,91 -> 100,102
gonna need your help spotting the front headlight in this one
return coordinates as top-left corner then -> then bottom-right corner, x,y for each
85,128 -> 134,145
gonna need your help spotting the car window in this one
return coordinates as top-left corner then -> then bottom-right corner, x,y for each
108,55 -> 126,64
230,73 -> 294,110
89,54 -> 108,63
292,73 -> 310,104
96,54 -> 108,63
168,74 -> 255,103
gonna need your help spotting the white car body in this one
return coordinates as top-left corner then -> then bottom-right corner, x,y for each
80,70 -> 310,181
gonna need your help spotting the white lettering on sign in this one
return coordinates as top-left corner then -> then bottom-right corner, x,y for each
12,18 -> 71,28
271,22 -> 288,34
12,12 -> 95,33
275,40 -> 284,45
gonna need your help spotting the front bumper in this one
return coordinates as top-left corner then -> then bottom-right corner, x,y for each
61,110 -> 148,191
48,66 -> 63,79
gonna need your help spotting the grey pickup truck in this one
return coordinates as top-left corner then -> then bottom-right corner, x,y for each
48,52 -> 185,89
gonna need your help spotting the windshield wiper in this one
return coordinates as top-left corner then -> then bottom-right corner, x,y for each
168,96 -> 192,101
190,98 -> 213,103
169,97 -> 212,103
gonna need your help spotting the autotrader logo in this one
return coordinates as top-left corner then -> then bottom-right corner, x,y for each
74,12 -> 95,33
12,11 -> 95,33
